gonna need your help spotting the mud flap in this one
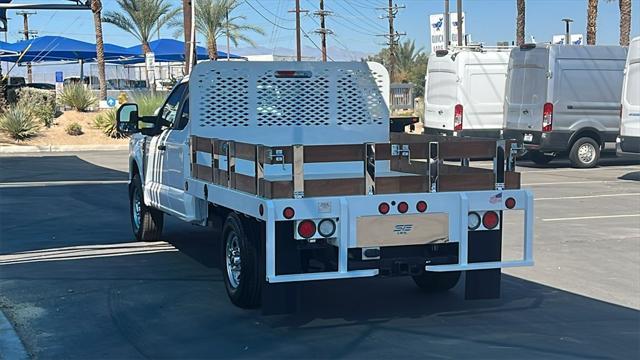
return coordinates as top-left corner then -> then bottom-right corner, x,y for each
465,229 -> 502,300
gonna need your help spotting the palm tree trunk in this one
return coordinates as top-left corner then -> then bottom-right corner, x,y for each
92,0 -> 107,101
142,41 -> 152,54
208,37 -> 218,61
587,0 -> 598,45
619,0 -> 631,46
516,0 -> 525,46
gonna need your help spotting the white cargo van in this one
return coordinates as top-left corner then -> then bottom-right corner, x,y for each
617,36 -> 640,156
503,44 -> 628,168
424,47 -> 511,138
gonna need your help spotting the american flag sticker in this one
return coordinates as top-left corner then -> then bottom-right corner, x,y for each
489,193 -> 503,204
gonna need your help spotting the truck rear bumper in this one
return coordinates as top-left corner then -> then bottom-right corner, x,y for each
617,135 -> 640,156
503,129 -> 570,152
262,189 -> 534,283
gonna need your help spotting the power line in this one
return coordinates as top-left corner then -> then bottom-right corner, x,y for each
254,0 -> 294,22
301,25 -> 333,61
245,0 -> 295,31
331,1 -> 386,33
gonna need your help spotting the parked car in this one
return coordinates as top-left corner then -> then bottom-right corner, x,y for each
617,36 -> 640,156
503,43 -> 628,168
424,47 -> 511,138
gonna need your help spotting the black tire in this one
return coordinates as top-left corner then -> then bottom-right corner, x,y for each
129,174 -> 163,241
221,212 -> 263,308
569,137 -> 600,168
529,150 -> 555,165
412,271 -> 461,293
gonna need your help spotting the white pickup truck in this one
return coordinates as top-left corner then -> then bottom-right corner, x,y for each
117,61 -> 534,312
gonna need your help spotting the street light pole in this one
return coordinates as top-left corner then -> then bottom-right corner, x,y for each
562,18 -> 573,45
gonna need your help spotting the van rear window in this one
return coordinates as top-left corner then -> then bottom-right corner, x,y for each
626,63 -> 640,106
507,66 -> 546,105
426,70 -> 457,105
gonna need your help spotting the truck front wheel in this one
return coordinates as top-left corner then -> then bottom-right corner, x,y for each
412,271 -> 461,293
221,213 -> 262,308
129,174 -> 163,241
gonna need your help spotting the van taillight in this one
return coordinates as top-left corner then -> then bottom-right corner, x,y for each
542,102 -> 553,132
454,104 -> 463,131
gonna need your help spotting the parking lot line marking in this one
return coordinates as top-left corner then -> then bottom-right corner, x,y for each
536,193 -> 640,201
520,166 -> 640,173
542,214 -> 640,222
522,180 -> 632,186
0,180 -> 128,188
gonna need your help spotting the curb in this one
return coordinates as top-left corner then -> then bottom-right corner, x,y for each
0,144 -> 128,153
0,309 -> 28,360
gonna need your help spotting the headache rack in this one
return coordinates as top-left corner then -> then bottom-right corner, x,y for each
189,133 -> 521,198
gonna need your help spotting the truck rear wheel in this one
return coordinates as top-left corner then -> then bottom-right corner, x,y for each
130,174 -> 163,241
221,213 -> 262,308
412,271 -> 461,293
569,137 -> 600,168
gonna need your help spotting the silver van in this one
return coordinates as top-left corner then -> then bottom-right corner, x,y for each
503,44 -> 628,168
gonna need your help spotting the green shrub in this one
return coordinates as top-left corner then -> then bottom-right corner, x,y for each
58,83 -> 97,112
93,109 -> 125,138
65,122 -> 83,136
132,91 -> 166,116
17,87 -> 57,127
0,105 -> 39,140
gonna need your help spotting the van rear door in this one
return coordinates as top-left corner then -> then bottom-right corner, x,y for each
425,68 -> 457,131
504,47 -> 549,132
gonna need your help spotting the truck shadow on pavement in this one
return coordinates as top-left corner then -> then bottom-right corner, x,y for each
0,155 -> 128,183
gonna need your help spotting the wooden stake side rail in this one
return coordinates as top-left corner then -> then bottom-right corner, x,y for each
190,134 -> 520,199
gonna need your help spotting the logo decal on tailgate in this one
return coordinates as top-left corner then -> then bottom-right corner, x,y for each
393,224 -> 414,235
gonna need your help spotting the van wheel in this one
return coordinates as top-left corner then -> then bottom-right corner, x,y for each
412,271 -> 461,292
569,137 -> 600,168
221,213 -> 263,308
129,174 -> 163,241
529,150 -> 555,165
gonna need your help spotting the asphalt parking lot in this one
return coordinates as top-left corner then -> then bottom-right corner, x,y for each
0,151 -> 639,359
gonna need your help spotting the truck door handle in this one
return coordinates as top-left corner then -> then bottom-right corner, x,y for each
157,144 -> 167,151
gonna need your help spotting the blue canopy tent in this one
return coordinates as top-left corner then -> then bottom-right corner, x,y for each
0,41 -> 18,56
0,36 -> 137,63
121,38 -> 244,64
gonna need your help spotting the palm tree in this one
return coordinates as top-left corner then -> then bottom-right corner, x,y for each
172,0 -> 264,60
91,0 -> 107,101
619,0 -> 632,46
516,0 -> 525,45
587,0 -> 599,45
103,0 -> 179,54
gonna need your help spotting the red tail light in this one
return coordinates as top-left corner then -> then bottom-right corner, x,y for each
542,102 -> 553,132
454,104 -> 463,131
482,211 -> 500,230
297,220 -> 316,238
416,201 -> 428,213
378,202 -> 390,215
397,202 -> 409,213
283,207 -> 295,219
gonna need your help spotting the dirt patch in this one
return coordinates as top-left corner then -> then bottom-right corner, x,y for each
0,110 -> 128,146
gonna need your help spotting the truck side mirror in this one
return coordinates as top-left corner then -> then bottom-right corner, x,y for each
116,103 -> 140,134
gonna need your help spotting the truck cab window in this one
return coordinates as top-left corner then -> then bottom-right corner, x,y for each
176,96 -> 190,130
158,83 -> 187,129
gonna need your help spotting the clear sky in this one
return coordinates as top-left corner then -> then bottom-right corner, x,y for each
4,0 -> 640,56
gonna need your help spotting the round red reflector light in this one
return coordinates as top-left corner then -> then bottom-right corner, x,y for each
482,211 -> 499,230
416,201 -> 428,212
378,202 -> 390,214
283,207 -> 295,219
297,220 -> 316,238
398,202 -> 409,213
505,197 -> 516,209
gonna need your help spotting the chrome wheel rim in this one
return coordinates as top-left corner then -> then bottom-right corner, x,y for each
225,233 -> 241,289
578,143 -> 596,164
132,187 -> 141,231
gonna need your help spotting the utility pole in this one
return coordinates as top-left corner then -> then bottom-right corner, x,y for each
444,0 -> 450,50
183,0 -> 193,74
456,0 -> 463,46
377,1 -> 405,83
225,8 -> 231,60
289,0 -> 307,61
17,11 -> 36,83
314,0 -> 332,62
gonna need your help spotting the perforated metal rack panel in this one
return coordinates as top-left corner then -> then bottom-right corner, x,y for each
190,61 -> 390,146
